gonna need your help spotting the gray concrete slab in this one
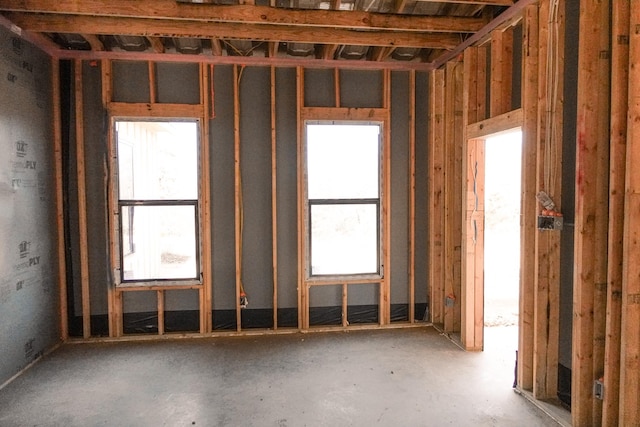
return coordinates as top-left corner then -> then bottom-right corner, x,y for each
0,327 -> 562,426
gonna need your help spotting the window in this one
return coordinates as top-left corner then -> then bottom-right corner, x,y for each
115,120 -> 200,284
305,122 -> 381,277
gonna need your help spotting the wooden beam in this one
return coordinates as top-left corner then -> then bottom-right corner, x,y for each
461,46 -> 485,351
300,107 -> 388,121
148,62 -> 156,104
52,59 -> 68,341
572,0 -> 611,423
46,47 -> 434,72
518,4 -> 538,392
461,137 -> 485,351
620,1 -> 640,424
199,63 -> 213,334
334,68 -> 340,108
234,64 -> 242,332
211,38 -> 223,56
102,59 -> 120,338
415,0 -> 512,4
107,102 -> 204,117
157,290 -> 165,335
381,69 -> 392,325
409,70 -> 416,323
147,37 -> 164,54
443,60 -> 463,333
80,33 -> 103,51
369,47 -> 393,62
428,69 -> 446,325
533,0 -> 563,400
297,67 -> 305,330
267,42 -> 279,58
321,44 -> 339,61
466,108 -> 522,139
5,13 -> 463,50
271,66 -> 278,330
0,14 -> 59,56
0,1 -> 487,33
432,0 -> 536,69
603,0 -> 630,424
74,59 -> 91,339
342,283 -> 348,327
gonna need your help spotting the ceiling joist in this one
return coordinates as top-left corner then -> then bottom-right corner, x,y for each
5,13 -> 463,49
0,0 -> 487,34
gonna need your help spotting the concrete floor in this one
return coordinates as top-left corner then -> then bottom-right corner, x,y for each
0,327 -> 563,426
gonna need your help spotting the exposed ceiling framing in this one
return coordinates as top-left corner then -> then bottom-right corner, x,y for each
0,0 -> 532,69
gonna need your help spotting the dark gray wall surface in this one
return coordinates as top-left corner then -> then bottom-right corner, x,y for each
82,62 -> 109,321
239,66 -> 274,310
71,62 -> 422,322
304,68 -> 334,107
0,27 -> 59,385
210,65 -> 237,311
112,61 -> 150,103
340,70 -> 383,108
390,71 -> 410,308
559,0 -> 579,369
155,63 -> 199,104
414,71 -> 429,312
275,68 -> 298,310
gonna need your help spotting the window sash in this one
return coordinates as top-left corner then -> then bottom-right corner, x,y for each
308,200 -> 380,276
118,200 -> 200,283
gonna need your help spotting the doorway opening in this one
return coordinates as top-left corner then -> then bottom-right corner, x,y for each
483,129 -> 522,363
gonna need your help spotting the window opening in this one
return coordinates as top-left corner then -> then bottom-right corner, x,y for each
305,122 -> 381,277
115,120 -> 200,284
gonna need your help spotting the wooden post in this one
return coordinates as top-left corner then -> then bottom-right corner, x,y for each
271,66 -> 278,330
443,60 -> 463,333
334,68 -> 340,108
382,69 -> 392,325
620,1 -> 640,423
342,283 -> 348,327
461,137 -> 485,351
602,1 -> 630,424
461,47 -> 486,351
234,64 -> 242,332
296,67 -> 306,330
533,0 -> 564,400
52,59 -> 68,341
148,61 -> 156,104
518,4 -> 539,391
199,62 -> 213,333
428,69 -> 446,326
157,290 -> 165,335
573,0 -> 611,423
74,59 -> 91,339
408,70 -> 416,323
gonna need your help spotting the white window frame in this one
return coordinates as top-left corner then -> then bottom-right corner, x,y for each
303,120 -> 384,281
111,118 -> 203,287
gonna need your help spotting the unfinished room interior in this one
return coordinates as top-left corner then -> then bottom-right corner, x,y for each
0,0 -> 639,425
